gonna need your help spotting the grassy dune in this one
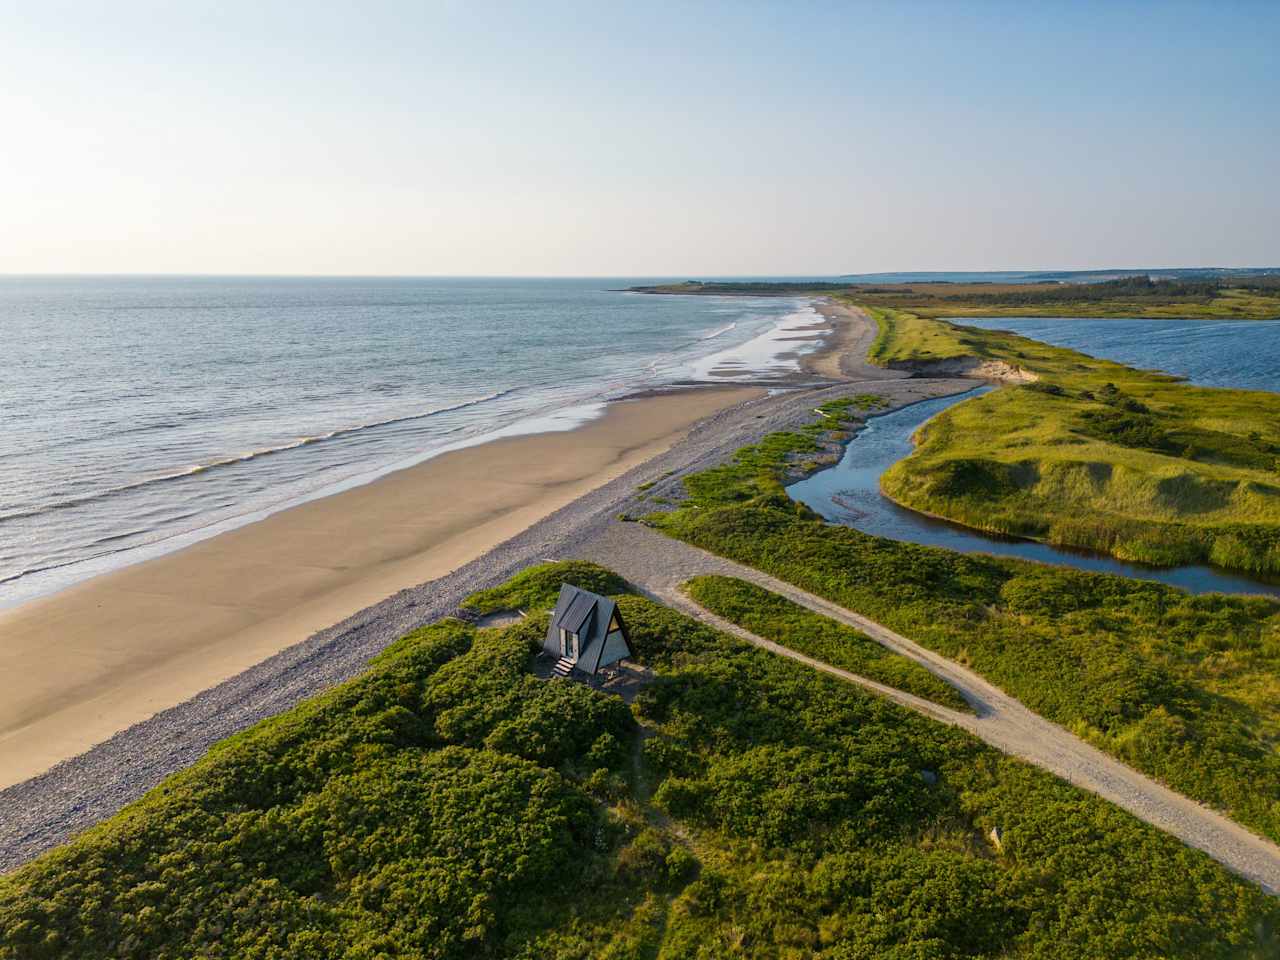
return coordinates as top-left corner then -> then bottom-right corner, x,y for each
649,410 -> 1280,845
860,283 -> 1280,321
2,561 -> 1276,958
867,307 -> 1280,576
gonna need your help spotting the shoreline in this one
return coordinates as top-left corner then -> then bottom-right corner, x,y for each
0,299 -> 897,866
1,367 -> 971,871
3,302 -> 835,615
808,299 -> 913,381
0,398 -> 612,614
0,386 -> 761,790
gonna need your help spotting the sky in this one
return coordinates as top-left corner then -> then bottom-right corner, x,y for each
1,1 -> 1277,276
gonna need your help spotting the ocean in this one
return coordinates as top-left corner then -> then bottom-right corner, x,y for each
1,276 -> 821,606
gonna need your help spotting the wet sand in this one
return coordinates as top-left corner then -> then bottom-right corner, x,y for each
801,300 -> 855,378
808,299 -> 912,381
0,387 -> 760,789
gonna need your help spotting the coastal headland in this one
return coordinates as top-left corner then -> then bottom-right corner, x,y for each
8,292 -> 1280,899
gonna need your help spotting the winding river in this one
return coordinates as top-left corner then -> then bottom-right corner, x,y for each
788,317 -> 1280,597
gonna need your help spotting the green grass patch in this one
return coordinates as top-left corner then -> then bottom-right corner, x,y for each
867,305 -> 976,365
850,279 -> 1280,321
681,394 -> 873,513
684,574 -> 969,711
865,307 -> 1280,576
3,561 -> 1278,957
460,559 -> 629,614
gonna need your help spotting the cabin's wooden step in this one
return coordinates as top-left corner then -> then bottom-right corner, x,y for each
552,657 -> 575,677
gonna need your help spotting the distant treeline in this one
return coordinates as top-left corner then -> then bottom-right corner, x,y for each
1238,274 -> 1280,290
963,276 -> 1220,305
628,281 -> 857,295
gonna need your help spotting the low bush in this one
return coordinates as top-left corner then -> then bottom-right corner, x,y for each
684,574 -> 969,710
460,560 -> 629,615
3,563 -> 1277,957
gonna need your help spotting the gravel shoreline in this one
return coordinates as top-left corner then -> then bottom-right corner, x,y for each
0,358 -> 970,871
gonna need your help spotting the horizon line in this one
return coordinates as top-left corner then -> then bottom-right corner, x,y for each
1,266 -> 1278,281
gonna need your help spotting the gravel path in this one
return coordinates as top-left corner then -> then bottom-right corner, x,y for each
0,371 -> 967,872
578,522 -> 1280,896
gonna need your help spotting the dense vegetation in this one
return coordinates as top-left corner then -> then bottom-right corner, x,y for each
650,411 -> 1280,844
3,561 -> 1277,958
859,281 -> 1280,319
1239,274 -> 1280,291
866,308 -> 1280,576
951,275 -> 1221,305
0,612 -> 630,958
628,281 -> 859,295
683,574 -> 969,711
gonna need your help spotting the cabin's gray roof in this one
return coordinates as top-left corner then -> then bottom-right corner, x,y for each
557,590 -> 597,635
544,583 -> 634,674
547,585 -> 578,633
575,595 -> 626,673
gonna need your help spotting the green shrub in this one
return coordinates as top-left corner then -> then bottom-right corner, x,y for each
0,622 -> 604,959
3,571 -> 1277,958
460,560 -> 630,614
684,574 -> 969,710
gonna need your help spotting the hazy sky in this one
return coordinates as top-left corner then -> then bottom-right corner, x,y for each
2,1 -> 1277,276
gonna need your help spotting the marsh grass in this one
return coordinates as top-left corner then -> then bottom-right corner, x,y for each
854,282 -> 1280,320
630,279 -> 1280,320
651,410 -> 1280,845
867,307 -> 1280,576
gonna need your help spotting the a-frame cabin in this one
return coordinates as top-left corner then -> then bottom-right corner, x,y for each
543,583 -> 634,678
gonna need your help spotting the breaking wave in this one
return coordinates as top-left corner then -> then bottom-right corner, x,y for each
0,389 -> 517,525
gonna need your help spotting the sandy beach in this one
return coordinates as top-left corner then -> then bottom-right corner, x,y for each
807,299 -> 909,381
0,386 -> 759,789
1,305 -> 974,870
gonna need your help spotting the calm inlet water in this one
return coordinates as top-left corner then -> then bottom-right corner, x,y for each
964,316 -> 1280,389
1,277 -> 823,607
789,318 -> 1280,597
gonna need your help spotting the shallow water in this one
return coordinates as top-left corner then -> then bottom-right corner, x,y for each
788,317 -> 1280,597
1,277 -> 819,605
